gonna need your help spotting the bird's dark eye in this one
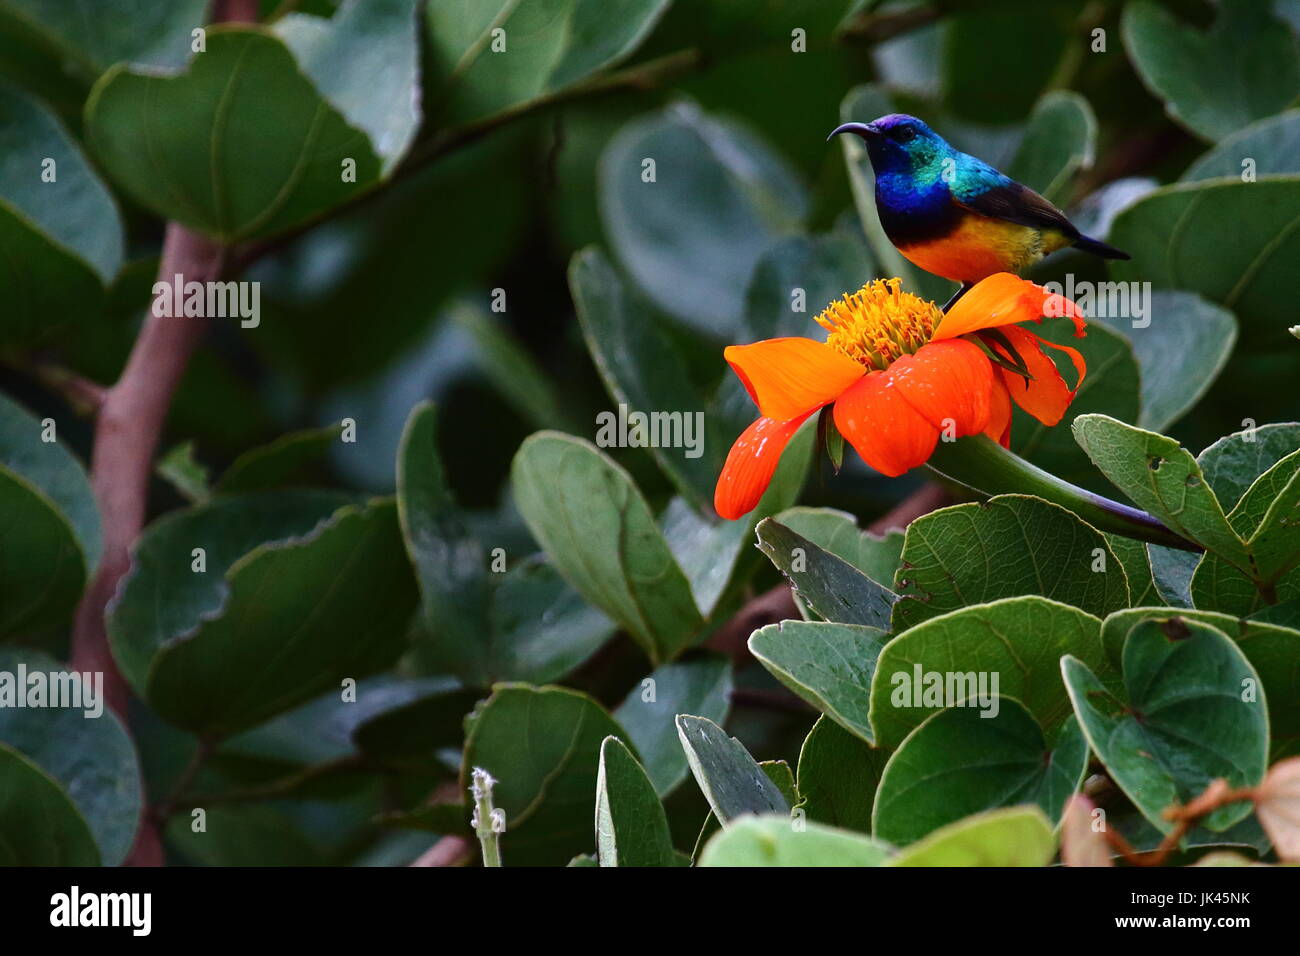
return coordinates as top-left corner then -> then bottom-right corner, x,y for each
897,127 -> 916,142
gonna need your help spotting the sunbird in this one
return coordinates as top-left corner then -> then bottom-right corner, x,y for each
830,114 -> 1128,304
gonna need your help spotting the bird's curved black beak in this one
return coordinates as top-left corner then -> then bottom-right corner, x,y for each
827,122 -> 880,142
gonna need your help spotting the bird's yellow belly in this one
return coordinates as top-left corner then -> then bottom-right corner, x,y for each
897,215 -> 1060,283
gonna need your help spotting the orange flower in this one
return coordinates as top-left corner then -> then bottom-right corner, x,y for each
714,273 -> 1085,520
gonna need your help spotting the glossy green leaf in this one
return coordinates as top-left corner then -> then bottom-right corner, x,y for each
512,431 -> 703,664
216,424 -> 342,495
1099,607 -> 1300,755
772,507 -> 904,589
1147,544 -> 1198,608
571,247 -> 725,510
1191,450 -> 1300,615
1199,423 -> 1300,511
1107,533 -> 1159,607
462,683 -> 627,866
1091,292 -> 1237,433
795,715 -> 888,834
942,8 -> 1069,125
276,0 -> 421,174
741,228 -> 874,341
1073,415 -> 1250,570
874,700 -> 1087,845
676,715 -> 789,824
156,441 -> 212,505
614,653 -> 731,796
0,82 -> 122,343
594,736 -> 679,867
599,102 -> 807,336
756,518 -> 896,629
0,391 -> 99,636
698,814 -> 891,867
1109,178 -> 1300,345
749,620 -> 887,744
1006,90 -> 1096,204
109,493 -> 416,736
1064,617 -> 1268,833
1183,110 -> 1300,181
0,744 -> 99,865
425,0 -> 671,125
0,648 -> 141,866
86,27 -> 383,242
1122,0 -> 1300,141
0,0 -> 206,76
892,495 -> 1128,631
871,595 -> 1107,750
887,806 -> 1055,867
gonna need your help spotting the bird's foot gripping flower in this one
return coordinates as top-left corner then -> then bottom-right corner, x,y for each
714,273 -> 1083,520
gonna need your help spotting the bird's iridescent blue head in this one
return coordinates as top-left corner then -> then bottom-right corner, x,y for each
828,114 -> 951,177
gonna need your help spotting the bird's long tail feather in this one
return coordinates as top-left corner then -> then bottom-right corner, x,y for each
1073,234 -> 1130,260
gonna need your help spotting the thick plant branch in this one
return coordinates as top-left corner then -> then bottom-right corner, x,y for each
70,223 -> 226,714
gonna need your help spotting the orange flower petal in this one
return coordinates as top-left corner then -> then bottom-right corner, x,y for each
724,337 -> 865,422
714,412 -> 815,520
932,273 -> 1084,341
888,339 -> 993,438
994,325 -> 1087,427
833,370 -> 939,477
985,376 -> 1013,447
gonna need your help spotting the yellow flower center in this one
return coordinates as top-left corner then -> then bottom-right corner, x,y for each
814,278 -> 942,371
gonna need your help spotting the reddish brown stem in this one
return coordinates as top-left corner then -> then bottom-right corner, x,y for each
410,836 -> 474,867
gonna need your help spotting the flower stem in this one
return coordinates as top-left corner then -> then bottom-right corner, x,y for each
469,768 -> 504,867
926,435 -> 1202,552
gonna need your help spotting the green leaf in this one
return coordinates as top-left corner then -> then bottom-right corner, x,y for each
349,677 -> 480,761
599,102 -> 807,337
449,302 -> 568,432
275,0 -> 421,175
0,0 -> 207,76
0,648 -> 141,866
462,683 -> 627,866
772,506 -> 904,589
676,715 -> 789,824
1091,292 -> 1238,433
1108,177 -> 1300,346
1006,90 -> 1096,205
1100,607 -> 1300,756
1107,533 -> 1159,607
85,27 -> 385,242
0,82 -> 123,343
870,595 -> 1108,750
571,247 -> 723,509
874,700 -> 1087,846
1147,544 -> 1198,608
698,814 -> 891,867
796,715 -> 888,833
741,228 -> 874,341
216,424 -> 342,495
512,431 -> 704,664
1063,617 -> 1269,833
1011,321 -> 1140,490
661,497 -> 752,617
399,407 -> 613,685
1199,423 -> 1300,511
109,493 -> 416,736
1191,450 -> 1300,614
0,391 -> 99,636
755,518 -> 896,629
1122,0 -> 1300,141
1072,415 -> 1250,570
1183,109 -> 1300,181
594,736 -> 679,867
156,441 -> 212,505
749,620 -> 887,744
892,495 -> 1129,631
0,744 -> 99,865
424,0 -> 671,125
886,806 -> 1055,867
614,654 -> 732,796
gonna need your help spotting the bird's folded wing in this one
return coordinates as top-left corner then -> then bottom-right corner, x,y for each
952,181 -> 1079,239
